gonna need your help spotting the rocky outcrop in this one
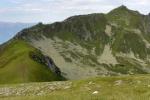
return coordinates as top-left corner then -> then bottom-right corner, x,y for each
29,51 -> 61,76
44,56 -> 61,75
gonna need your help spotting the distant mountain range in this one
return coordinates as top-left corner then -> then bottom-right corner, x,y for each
0,22 -> 35,44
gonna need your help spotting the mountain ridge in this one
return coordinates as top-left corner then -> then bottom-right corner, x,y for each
1,5 -> 150,83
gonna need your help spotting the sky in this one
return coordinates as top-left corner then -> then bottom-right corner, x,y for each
0,0 -> 150,23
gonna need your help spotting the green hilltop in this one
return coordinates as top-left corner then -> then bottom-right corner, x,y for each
0,40 -> 64,84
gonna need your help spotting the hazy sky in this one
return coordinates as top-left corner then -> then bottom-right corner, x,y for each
0,0 -> 150,23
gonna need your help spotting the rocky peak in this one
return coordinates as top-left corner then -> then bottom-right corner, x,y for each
108,5 -> 128,14
118,5 -> 128,10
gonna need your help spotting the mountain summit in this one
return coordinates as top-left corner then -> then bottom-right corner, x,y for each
1,6 -> 150,83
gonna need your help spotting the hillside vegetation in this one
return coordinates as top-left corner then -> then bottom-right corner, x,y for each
0,40 -> 64,84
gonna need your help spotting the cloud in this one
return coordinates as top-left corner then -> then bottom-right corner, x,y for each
137,0 -> 149,5
0,0 -> 150,23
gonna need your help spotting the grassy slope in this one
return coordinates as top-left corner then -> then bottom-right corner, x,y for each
0,40 -> 63,84
1,74 -> 150,100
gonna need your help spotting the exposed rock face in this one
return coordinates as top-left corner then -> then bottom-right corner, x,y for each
105,25 -> 112,36
45,56 -> 61,76
30,37 -> 99,79
98,45 -> 118,65
29,51 -> 61,76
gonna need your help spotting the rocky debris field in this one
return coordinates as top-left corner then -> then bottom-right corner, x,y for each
1,75 -> 150,100
0,81 -> 72,97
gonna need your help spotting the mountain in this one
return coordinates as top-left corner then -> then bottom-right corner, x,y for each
1,5 -> 150,83
0,22 -> 34,44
